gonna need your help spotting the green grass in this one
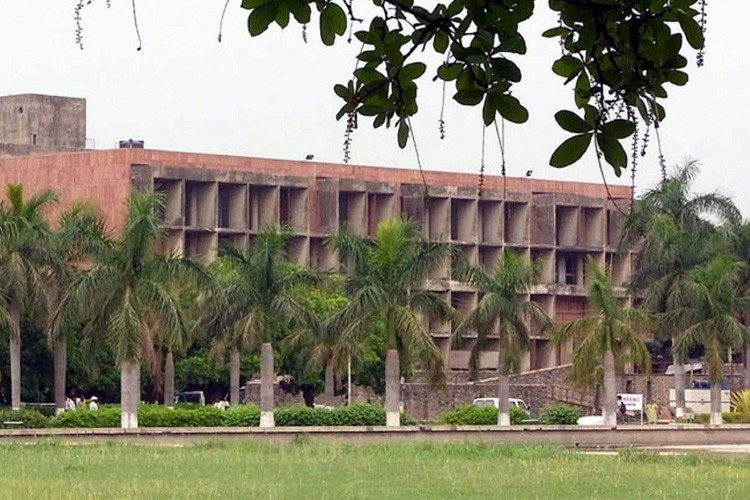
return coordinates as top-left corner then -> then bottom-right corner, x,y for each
0,442 -> 749,499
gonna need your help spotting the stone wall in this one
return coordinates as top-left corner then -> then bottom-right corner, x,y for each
244,382 -> 347,407
394,365 -> 597,421
246,364 -> 749,421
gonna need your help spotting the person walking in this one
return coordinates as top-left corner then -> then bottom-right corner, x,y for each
616,395 -> 626,424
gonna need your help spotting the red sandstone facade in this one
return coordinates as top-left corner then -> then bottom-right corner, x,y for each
0,147 -> 634,373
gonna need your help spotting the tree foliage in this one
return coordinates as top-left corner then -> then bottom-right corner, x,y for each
240,0 -> 707,175
330,216 -> 453,384
454,248 -> 551,379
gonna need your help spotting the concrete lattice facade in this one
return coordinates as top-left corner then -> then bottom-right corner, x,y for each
0,94 -> 635,374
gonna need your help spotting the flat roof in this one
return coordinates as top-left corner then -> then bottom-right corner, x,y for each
0,148 -> 631,199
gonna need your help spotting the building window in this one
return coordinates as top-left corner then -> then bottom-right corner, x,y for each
32,134 -> 37,145
564,255 -> 576,285
17,107 -> 23,114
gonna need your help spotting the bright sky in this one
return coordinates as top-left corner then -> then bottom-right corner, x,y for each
1,2 -> 747,213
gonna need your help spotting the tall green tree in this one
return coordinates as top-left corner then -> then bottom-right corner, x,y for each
54,192 -> 208,428
556,259 -> 652,426
622,159 -> 738,418
330,217 -> 453,426
0,184 -> 59,410
283,277 -> 349,406
729,222 -> 750,389
666,255 -> 750,425
454,249 -> 551,426
199,227 -> 316,427
48,202 -> 109,414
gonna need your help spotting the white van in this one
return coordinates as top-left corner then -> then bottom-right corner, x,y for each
472,397 -> 530,412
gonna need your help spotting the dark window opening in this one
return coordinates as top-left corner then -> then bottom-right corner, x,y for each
280,188 -> 291,227
559,255 -> 577,285
218,196 -> 230,228
339,194 -> 349,230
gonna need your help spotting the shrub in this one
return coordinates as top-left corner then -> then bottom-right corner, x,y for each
690,413 -> 709,424
683,413 -> 750,424
274,404 -> 393,426
0,409 -> 48,429
539,404 -> 580,425
223,405 -> 260,427
721,412 -> 748,423
731,390 -> 750,414
47,403 -> 403,428
139,406 -> 225,427
49,407 -> 120,428
23,404 -> 57,418
441,405 -> 527,425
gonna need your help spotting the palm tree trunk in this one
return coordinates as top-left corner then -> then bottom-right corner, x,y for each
324,359 -> 335,406
497,374 -> 511,426
229,348 -> 241,405
54,337 -> 67,415
593,384 -> 601,413
743,345 -> 750,389
9,301 -> 21,411
673,337 -> 686,418
120,361 -> 141,429
602,350 -> 617,427
385,349 -> 400,427
260,342 -> 275,428
164,351 -> 175,408
497,345 -> 511,426
710,378 -> 723,426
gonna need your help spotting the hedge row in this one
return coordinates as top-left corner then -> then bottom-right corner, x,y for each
46,404 -> 414,428
0,409 -> 49,429
538,403 -> 580,425
692,412 -> 750,424
441,405 -> 528,425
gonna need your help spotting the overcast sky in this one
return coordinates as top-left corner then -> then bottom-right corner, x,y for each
1,2 -> 747,213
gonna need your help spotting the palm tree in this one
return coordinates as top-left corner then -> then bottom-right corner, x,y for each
454,249 -> 551,426
666,255 -> 750,425
556,258 -> 652,426
620,159 -> 739,249
199,227 -> 316,427
160,286 -> 200,408
0,184 -> 59,410
729,222 -> 750,389
330,217 -> 453,427
283,277 -> 350,406
54,192 -> 208,428
48,202 -> 109,414
621,159 -> 739,418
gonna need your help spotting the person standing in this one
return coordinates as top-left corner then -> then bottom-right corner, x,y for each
88,396 -> 99,411
645,401 -> 659,424
616,395 -> 626,424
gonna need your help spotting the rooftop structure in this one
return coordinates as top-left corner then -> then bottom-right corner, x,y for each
0,94 -> 86,156
0,148 -> 634,373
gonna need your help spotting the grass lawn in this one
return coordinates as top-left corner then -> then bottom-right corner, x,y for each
0,441 -> 748,499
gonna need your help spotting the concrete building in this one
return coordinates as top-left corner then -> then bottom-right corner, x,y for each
0,94 -> 86,156
0,94 -> 634,374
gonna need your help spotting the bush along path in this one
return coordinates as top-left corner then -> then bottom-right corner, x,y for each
2,404 -> 416,429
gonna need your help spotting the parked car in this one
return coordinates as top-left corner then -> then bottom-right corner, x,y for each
472,397 -> 530,412
174,391 -> 205,406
